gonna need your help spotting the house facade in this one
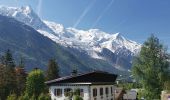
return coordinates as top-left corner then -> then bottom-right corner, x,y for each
46,71 -> 117,100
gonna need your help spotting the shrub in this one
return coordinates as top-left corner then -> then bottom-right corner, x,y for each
7,93 -> 17,100
38,93 -> 51,100
73,95 -> 83,100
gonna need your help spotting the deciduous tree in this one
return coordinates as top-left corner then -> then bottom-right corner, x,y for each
25,69 -> 45,99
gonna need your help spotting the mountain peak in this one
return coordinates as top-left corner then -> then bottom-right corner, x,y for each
0,5 -> 141,56
0,5 -> 141,72
20,5 -> 33,15
113,33 -> 122,39
21,5 -> 32,12
114,32 -> 120,37
0,5 -> 34,18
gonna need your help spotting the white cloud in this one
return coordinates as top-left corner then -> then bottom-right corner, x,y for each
91,0 -> 115,28
36,0 -> 42,17
73,0 -> 96,28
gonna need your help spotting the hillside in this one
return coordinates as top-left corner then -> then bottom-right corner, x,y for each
0,15 -> 124,75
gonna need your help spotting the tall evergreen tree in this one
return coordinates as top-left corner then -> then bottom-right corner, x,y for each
18,55 -> 25,68
4,49 -> 15,68
0,49 -> 17,99
16,56 -> 27,96
132,35 -> 170,99
0,64 -> 6,99
4,49 -> 16,92
46,59 -> 59,81
71,66 -> 78,76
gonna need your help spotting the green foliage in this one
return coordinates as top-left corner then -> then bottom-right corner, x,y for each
73,95 -> 83,100
16,56 -> 27,96
117,82 -> 141,90
137,89 -> 145,100
46,59 -> 59,81
38,93 -> 51,100
71,66 -> 78,76
30,94 -> 36,100
164,80 -> 170,92
4,49 -> 15,67
0,50 -> 51,100
25,69 -> 45,98
16,67 -> 27,96
18,93 -> 29,100
18,55 -> 25,68
132,35 -> 170,100
0,50 -> 17,100
72,89 -> 83,100
74,89 -> 80,96
7,93 -> 17,100
0,65 -> 6,99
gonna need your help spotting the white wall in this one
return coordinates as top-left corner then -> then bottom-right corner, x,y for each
49,84 -> 116,100
49,85 -> 90,100
90,85 -> 116,100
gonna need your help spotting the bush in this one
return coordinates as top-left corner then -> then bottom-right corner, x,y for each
73,95 -> 83,100
38,93 -> 51,100
18,93 -> 29,100
30,94 -> 36,100
7,93 -> 17,100
25,69 -> 45,98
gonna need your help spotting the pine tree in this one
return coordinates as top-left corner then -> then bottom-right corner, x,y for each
0,49 -> 17,100
132,35 -> 170,100
46,59 -> 59,81
18,55 -> 25,68
0,64 -> 6,99
16,56 -> 27,96
71,66 -> 78,76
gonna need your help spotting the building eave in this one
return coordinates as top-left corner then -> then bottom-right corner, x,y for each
45,71 -> 117,86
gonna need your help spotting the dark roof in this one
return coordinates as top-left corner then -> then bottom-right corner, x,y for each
45,71 -> 117,85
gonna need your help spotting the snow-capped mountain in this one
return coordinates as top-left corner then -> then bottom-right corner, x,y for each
0,5 -> 54,33
0,5 -> 141,71
43,21 -> 141,60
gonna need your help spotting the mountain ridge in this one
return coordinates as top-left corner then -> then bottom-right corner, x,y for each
0,5 -> 141,72
0,14 -> 123,76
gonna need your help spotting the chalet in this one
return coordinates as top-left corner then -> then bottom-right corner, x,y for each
45,71 -> 118,100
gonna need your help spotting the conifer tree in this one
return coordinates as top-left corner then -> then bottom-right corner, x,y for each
71,66 -> 78,76
46,59 -> 59,81
4,50 -> 17,99
16,56 -> 26,96
132,35 -> 170,99
0,64 -> 6,99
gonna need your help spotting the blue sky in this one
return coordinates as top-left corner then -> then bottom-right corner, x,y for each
0,0 -> 170,49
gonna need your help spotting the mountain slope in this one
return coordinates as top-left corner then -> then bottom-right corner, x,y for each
0,15 -> 125,75
0,15 -> 84,74
0,5 -> 141,72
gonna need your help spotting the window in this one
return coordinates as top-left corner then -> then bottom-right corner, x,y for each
54,88 -> 62,97
54,89 -> 57,96
111,87 -> 113,96
93,88 -> 97,97
80,89 -> 84,97
111,87 -> 113,94
100,88 -> 103,96
105,87 -> 109,95
64,88 -> 72,97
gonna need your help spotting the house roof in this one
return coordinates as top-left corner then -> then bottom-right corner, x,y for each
45,71 -> 117,85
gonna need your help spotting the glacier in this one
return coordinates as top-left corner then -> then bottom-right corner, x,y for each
0,5 -> 141,71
